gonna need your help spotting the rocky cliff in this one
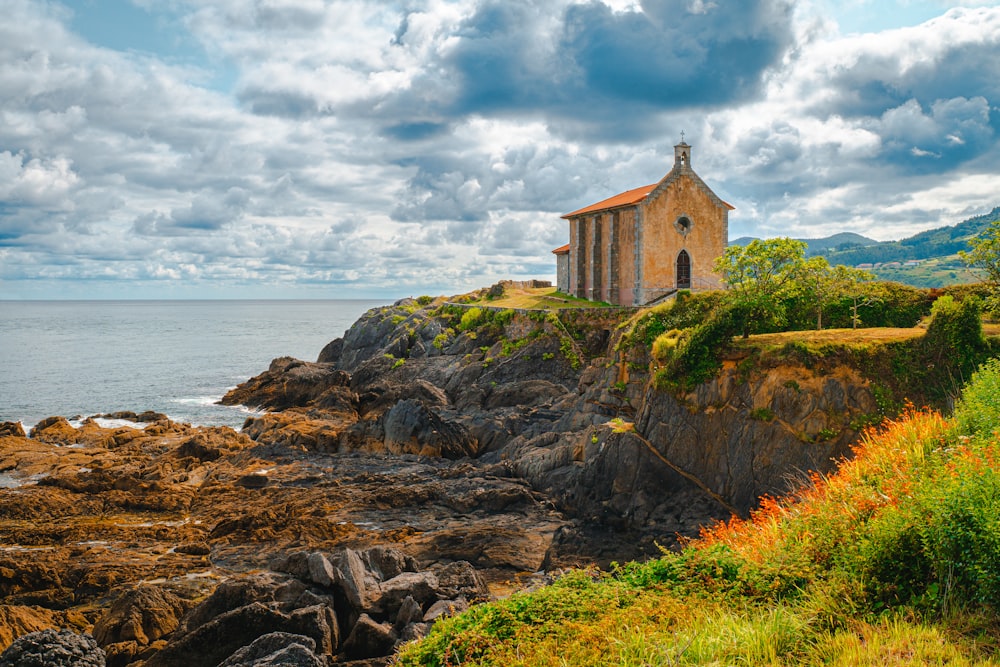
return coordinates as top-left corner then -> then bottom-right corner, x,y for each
0,295 -> 881,665
225,297 -> 875,554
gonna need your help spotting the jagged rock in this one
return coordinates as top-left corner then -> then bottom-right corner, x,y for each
217,632 -> 324,667
99,411 -> 168,423
221,357 -> 352,411
0,629 -> 105,667
172,435 -> 223,462
307,552 -> 337,588
399,622 -> 433,642
367,572 -> 439,616
92,585 -> 189,647
287,604 -> 339,656
29,416 -> 80,443
0,422 -> 25,438
484,380 -> 569,410
317,337 -> 344,364
423,597 -> 469,622
361,546 -> 418,582
145,602 -> 289,667
382,400 -> 477,459
393,596 -> 423,633
333,549 -> 378,612
176,578 -> 277,636
101,641 -> 142,667
432,561 -> 489,601
340,614 -> 395,661
270,552 -> 312,580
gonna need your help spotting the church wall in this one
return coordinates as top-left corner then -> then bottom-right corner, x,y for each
616,207 -> 638,306
639,174 -> 726,303
591,214 -> 604,301
556,253 -> 569,293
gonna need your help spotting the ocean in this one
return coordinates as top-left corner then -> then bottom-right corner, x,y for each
0,299 -> 390,431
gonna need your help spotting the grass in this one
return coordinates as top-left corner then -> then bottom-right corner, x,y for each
396,358 -> 1000,667
737,327 -> 926,348
463,287 -> 611,310
736,324 -> 1000,349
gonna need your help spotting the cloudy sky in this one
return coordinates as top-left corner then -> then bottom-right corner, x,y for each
2,0 -> 1000,298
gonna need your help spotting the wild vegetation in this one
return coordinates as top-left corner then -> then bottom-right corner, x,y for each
396,357 -> 1000,667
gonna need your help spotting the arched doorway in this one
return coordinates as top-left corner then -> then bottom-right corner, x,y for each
676,250 -> 691,289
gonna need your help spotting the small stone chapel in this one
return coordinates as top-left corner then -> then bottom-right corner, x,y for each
554,139 -> 732,306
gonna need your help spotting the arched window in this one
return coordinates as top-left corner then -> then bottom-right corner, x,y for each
676,250 -> 691,289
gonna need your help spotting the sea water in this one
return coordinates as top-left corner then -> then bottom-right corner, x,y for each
0,300 -> 390,431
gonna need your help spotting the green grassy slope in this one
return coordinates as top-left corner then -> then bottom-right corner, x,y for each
396,357 -> 1000,666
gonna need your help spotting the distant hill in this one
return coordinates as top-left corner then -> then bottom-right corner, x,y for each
729,206 -> 1000,287
729,232 -> 878,254
818,207 -> 1000,267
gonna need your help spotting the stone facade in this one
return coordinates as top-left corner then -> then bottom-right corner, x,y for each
553,245 -> 570,293
558,141 -> 732,306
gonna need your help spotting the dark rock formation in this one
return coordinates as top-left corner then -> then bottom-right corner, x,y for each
217,632 -> 324,667
0,629 -> 105,667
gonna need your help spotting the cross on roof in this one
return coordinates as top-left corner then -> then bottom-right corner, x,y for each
680,131 -> 685,143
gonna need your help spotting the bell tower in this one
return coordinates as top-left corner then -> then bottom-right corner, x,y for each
674,134 -> 691,170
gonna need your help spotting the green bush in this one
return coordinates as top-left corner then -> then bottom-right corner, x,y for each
656,302 -> 744,391
458,307 -> 483,331
921,295 -> 987,386
620,291 -> 725,348
953,358 -> 1000,441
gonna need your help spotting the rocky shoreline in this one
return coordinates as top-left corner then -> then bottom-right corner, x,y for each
0,294 -> 877,665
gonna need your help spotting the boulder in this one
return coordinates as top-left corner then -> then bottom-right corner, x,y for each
361,546 -> 418,582
92,585 -> 188,647
333,549 -> 378,612
432,561 -> 489,601
367,572 -> 439,616
0,629 -> 105,667
217,632 -> 324,667
423,598 -> 469,622
393,596 -> 423,633
340,614 -> 395,661
287,604 -> 339,656
270,552 -> 312,580
307,552 -> 337,588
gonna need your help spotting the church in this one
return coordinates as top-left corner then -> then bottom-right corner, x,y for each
554,139 -> 732,307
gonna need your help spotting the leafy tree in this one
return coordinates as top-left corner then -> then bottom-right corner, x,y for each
796,260 -> 876,330
960,218 -> 1000,313
715,238 -> 807,337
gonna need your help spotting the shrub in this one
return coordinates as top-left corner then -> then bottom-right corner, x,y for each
650,329 -> 684,362
656,302 -> 744,391
953,357 -> 1000,441
458,307 -> 483,331
921,295 -> 987,387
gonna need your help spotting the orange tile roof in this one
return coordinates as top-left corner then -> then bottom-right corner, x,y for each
561,183 -> 657,219
551,244 -> 570,254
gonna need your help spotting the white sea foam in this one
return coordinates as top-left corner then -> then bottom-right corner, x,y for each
0,472 -> 48,488
65,417 -> 149,430
173,396 -> 220,407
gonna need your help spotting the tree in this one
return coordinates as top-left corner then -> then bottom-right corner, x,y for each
714,238 -> 807,337
960,219 -> 1000,312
